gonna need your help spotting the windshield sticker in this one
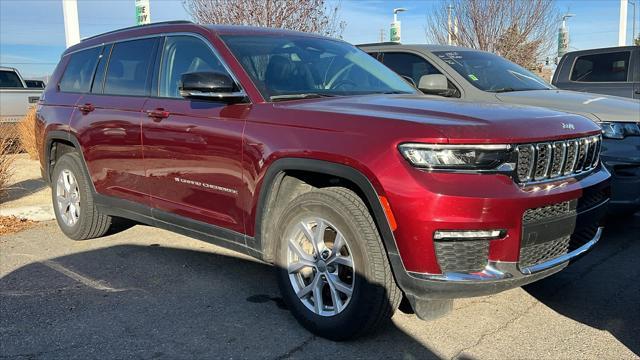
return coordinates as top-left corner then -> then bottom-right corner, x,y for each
468,74 -> 479,81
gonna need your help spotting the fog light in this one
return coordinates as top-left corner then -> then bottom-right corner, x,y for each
434,230 -> 505,241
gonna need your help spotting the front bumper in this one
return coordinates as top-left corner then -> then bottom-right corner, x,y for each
601,136 -> 640,214
390,196 -> 607,301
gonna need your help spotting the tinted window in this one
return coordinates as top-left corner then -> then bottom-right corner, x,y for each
91,44 -> 112,93
221,35 -> 415,100
25,80 -> 45,88
433,50 -> 551,92
570,51 -> 631,82
0,70 -> 23,88
103,39 -> 156,96
159,36 -> 227,98
59,47 -> 101,92
381,52 -> 441,85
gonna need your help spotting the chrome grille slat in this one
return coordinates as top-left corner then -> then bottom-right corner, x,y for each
515,135 -> 601,185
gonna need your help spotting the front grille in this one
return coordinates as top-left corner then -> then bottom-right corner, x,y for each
434,240 -> 489,273
523,201 -> 574,224
519,236 -> 570,268
515,135 -> 601,184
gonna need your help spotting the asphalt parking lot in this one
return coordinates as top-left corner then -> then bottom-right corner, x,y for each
1,213 -> 639,359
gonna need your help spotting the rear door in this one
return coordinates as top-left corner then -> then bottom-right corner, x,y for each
562,50 -> 634,98
142,34 -> 247,234
70,38 -> 159,208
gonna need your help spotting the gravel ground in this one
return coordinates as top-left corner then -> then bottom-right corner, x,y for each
1,211 -> 638,359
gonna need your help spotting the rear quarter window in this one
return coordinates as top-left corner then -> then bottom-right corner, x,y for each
59,47 -> 101,92
570,51 -> 631,82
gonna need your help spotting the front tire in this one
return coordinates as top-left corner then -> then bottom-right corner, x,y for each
52,152 -> 112,240
275,187 -> 401,340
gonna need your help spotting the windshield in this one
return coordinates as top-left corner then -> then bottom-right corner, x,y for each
221,35 -> 416,101
433,51 -> 552,92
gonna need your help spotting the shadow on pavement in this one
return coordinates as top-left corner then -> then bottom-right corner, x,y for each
0,243 -> 440,359
523,212 -> 640,355
0,178 -> 47,203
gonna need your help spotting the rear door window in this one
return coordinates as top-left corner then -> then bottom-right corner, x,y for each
570,51 -> 631,82
58,47 -> 101,92
103,38 -> 157,96
381,52 -> 442,85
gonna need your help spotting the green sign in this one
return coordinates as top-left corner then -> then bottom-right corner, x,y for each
135,0 -> 150,25
390,21 -> 401,43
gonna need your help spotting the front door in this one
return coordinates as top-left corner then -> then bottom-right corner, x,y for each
142,35 -> 248,234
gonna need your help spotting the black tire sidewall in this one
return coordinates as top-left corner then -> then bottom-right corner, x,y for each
51,153 -> 93,239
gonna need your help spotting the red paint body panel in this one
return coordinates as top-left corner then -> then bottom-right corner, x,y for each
39,23 -> 609,279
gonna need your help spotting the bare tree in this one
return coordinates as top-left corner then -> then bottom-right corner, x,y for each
425,0 -> 560,69
183,0 -> 346,38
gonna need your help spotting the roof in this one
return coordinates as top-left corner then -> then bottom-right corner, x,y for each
65,21 -> 339,56
358,43 -> 483,53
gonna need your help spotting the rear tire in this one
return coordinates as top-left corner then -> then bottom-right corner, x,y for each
275,187 -> 401,340
52,152 -> 112,240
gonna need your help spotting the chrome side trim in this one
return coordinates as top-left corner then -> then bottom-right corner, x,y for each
413,227 -> 602,282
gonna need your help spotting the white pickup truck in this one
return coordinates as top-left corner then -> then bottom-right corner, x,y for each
1,66 -> 43,126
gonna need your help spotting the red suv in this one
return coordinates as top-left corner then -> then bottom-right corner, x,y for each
36,21 -> 609,340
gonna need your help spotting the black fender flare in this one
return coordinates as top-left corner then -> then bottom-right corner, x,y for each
254,158 -> 403,271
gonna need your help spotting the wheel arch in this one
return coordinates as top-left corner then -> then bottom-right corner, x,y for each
254,158 -> 402,270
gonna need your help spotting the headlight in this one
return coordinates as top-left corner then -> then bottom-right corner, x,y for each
600,122 -> 640,139
398,143 -> 513,170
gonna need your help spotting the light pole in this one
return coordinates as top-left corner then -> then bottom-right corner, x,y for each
390,8 -> 406,43
630,0 -> 637,43
61,0 -> 80,48
558,13 -> 574,61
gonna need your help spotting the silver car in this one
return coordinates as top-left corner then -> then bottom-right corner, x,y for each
360,43 -> 640,214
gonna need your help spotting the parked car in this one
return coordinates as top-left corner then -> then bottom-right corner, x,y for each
38,22 -> 609,340
552,46 -> 639,99
24,79 -> 46,88
0,66 -> 43,138
360,43 -> 639,214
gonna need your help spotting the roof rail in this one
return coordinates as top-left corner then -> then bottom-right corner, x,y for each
356,42 -> 400,47
81,20 -> 194,42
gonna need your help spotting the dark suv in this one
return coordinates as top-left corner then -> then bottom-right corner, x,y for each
37,21 -> 609,340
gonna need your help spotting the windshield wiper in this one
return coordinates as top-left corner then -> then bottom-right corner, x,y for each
269,93 -> 337,101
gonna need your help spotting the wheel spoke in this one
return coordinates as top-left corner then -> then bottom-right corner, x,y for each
288,259 -> 314,274
328,273 -> 353,297
313,276 -> 324,313
328,255 -> 353,268
311,218 -> 327,255
63,172 -> 72,192
332,233 -> 345,254
325,275 -> 343,314
288,238 -> 314,262
296,275 -> 315,299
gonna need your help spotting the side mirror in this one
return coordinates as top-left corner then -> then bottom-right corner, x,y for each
418,74 -> 449,94
179,71 -> 248,103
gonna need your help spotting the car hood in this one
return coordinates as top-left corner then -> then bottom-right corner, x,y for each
276,94 -> 601,143
495,89 -> 640,122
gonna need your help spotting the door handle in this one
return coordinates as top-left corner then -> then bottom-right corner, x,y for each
77,103 -> 95,114
146,108 -> 170,121
634,89 -> 640,94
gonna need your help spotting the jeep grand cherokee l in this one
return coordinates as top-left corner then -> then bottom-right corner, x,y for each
37,21 -> 610,340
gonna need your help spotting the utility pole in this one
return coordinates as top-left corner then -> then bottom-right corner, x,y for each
619,0 -> 628,46
61,0 -> 80,48
379,28 -> 385,42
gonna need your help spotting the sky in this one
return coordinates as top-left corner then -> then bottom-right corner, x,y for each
1,0 -> 638,78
